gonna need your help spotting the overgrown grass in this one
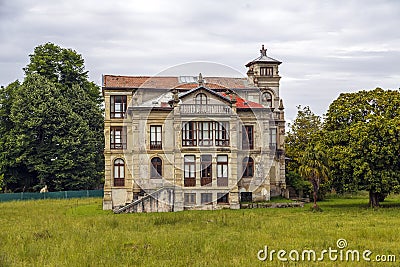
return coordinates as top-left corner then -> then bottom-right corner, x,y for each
1,195 -> 400,266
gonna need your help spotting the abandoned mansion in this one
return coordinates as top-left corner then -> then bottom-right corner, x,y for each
102,45 -> 286,211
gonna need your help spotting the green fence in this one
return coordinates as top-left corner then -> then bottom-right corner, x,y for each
0,189 -> 103,202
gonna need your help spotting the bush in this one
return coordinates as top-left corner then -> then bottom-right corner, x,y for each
286,171 -> 330,201
286,171 -> 312,197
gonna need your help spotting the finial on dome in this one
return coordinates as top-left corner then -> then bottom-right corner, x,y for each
279,99 -> 284,110
260,44 -> 267,56
198,73 -> 204,86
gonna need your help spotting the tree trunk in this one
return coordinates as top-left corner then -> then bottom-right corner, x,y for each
311,179 -> 319,208
369,191 -> 380,207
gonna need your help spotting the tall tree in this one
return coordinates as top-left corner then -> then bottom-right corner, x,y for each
285,106 -> 325,198
0,43 -> 104,191
324,88 -> 400,207
23,42 -> 102,104
298,144 -> 329,209
7,74 -> 100,190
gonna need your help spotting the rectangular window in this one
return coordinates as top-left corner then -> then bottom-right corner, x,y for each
182,122 -> 197,146
181,121 -> 230,147
217,193 -> 229,204
184,193 -> 196,205
200,155 -> 212,186
113,159 -> 125,186
201,193 -> 212,204
110,126 -> 127,149
184,155 -> 196,187
242,125 -> 254,150
242,157 -> 254,178
260,67 -> 273,77
198,122 -> 213,146
110,95 -> 127,118
240,192 -> 252,203
215,122 -> 229,146
217,155 -> 228,186
150,125 -> 162,150
270,128 -> 277,149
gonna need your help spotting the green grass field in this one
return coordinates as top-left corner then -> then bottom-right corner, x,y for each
1,194 -> 400,266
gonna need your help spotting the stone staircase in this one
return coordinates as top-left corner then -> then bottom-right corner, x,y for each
113,187 -> 175,214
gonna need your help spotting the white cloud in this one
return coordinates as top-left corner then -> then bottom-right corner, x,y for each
1,0 -> 400,121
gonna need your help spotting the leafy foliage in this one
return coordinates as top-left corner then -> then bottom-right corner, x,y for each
298,144 -> 329,208
323,88 -> 400,206
0,43 -> 104,191
0,173 -> 3,191
285,106 -> 328,200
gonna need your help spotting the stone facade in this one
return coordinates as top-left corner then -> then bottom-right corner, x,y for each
103,45 -> 286,211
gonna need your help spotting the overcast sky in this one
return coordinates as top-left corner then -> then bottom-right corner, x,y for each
1,0 -> 399,121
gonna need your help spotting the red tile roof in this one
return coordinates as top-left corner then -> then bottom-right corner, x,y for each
103,76 -> 178,88
103,75 -> 264,109
103,75 -> 257,89
219,92 -> 264,109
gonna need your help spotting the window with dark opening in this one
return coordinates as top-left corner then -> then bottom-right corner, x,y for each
198,122 -> 213,146
217,155 -> 228,186
110,126 -> 127,149
182,122 -> 197,146
217,193 -> 229,204
184,193 -> 196,205
201,193 -> 212,204
242,157 -> 254,178
262,92 -> 273,108
114,158 -> 125,186
150,157 -> 162,179
260,67 -> 273,77
215,122 -> 229,146
242,125 -> 254,150
184,155 -> 196,187
201,155 -> 212,186
150,125 -> 162,150
110,95 -> 127,118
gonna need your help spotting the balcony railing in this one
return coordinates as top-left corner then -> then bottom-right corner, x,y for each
184,178 -> 196,187
114,178 -> 125,186
111,143 -> 127,149
179,104 -> 232,115
201,177 -> 212,186
217,177 -> 228,187
150,141 -> 162,150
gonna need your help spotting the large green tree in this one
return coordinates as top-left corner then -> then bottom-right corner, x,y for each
0,43 -> 104,191
324,88 -> 400,207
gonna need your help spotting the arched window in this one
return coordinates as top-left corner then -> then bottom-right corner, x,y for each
195,93 -> 207,105
114,159 -> 125,186
242,157 -> 254,178
262,92 -> 273,108
151,157 -> 162,179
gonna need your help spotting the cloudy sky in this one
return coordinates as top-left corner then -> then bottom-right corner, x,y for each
1,0 -> 399,121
